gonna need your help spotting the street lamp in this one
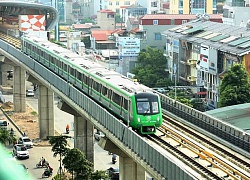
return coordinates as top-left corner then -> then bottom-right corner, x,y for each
173,63 -> 177,101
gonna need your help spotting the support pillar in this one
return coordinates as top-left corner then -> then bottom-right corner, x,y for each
38,85 -> 54,139
74,116 -> 94,163
13,66 -> 26,112
119,157 -> 146,180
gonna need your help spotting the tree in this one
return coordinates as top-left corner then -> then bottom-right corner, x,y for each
0,127 -> 15,146
49,135 -> 70,178
63,148 -> 94,179
132,47 -> 168,87
219,64 -> 250,107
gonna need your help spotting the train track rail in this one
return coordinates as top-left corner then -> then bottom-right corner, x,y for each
153,112 -> 250,179
0,32 -> 21,49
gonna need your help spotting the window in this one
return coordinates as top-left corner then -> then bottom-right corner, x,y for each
182,20 -> 187,24
155,33 -> 162,40
112,92 -> 121,105
101,86 -> 108,97
93,81 -> 100,92
153,20 -> 158,25
116,1 -> 119,5
109,2 -> 112,5
151,2 -> 157,7
124,1 -> 130,5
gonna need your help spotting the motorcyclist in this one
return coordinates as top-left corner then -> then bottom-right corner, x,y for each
112,154 -> 117,163
40,157 -> 46,166
66,124 -> 70,134
44,164 -> 53,176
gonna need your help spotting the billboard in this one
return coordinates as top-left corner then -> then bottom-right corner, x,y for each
19,15 -> 46,32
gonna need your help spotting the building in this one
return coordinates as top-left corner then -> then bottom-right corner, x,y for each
136,0 -> 162,14
139,14 -> 222,50
162,17 -> 250,109
106,0 -> 137,14
222,5 -> 250,26
122,4 -> 147,26
169,0 -> 217,14
81,0 -> 107,18
96,9 -> 116,30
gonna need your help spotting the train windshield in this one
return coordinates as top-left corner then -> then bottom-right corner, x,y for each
135,94 -> 159,115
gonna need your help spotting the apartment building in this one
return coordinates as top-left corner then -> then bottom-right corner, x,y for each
162,17 -> 250,109
138,14 -> 222,50
169,0 -> 217,14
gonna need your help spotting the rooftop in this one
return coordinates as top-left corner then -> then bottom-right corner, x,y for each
206,103 -> 250,133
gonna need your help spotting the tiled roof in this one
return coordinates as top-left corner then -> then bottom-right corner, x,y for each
142,14 -> 222,20
98,9 -> 115,14
91,30 -> 114,41
72,23 -> 92,29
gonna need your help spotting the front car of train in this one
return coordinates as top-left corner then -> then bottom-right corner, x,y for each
131,92 -> 162,134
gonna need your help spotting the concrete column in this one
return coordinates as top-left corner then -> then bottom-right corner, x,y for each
13,66 -> 26,112
38,85 -> 54,139
119,157 -> 146,180
74,116 -> 94,163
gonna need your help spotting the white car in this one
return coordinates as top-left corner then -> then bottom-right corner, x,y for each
94,131 -> 105,141
18,136 -> 33,148
26,89 -> 34,97
13,144 -> 29,159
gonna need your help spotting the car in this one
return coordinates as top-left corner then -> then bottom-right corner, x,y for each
106,167 -> 119,179
0,120 -> 7,129
18,136 -> 33,148
13,144 -> 29,159
26,89 -> 34,97
94,130 -> 105,141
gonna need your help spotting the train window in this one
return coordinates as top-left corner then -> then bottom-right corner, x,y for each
112,92 -> 121,105
77,71 -> 81,80
70,67 -> 75,76
93,81 -> 100,91
152,102 -> 158,113
123,98 -> 128,110
101,86 -> 108,97
63,63 -> 67,72
84,76 -> 88,84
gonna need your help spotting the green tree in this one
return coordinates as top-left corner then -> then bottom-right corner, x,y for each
115,14 -> 122,23
219,64 -> 250,107
63,148 -> 94,179
49,135 -> 70,177
0,127 -> 15,146
82,36 -> 91,49
132,47 -> 168,87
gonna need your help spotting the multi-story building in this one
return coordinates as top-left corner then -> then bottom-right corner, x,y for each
136,0 -> 162,14
139,14 -> 222,50
222,4 -> 250,26
169,0 -> 218,14
106,0 -> 137,15
122,4 -> 147,26
162,17 -> 250,109
81,0 -> 107,18
96,9 -> 116,30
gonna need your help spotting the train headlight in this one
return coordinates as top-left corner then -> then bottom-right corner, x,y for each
157,116 -> 160,121
138,117 -> 140,122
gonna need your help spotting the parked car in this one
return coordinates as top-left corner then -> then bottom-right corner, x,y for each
18,136 -> 33,148
94,130 -> 105,141
0,120 -> 7,129
107,167 -> 119,179
13,144 -> 29,159
26,89 -> 34,97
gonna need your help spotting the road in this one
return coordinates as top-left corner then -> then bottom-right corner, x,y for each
3,93 -> 119,180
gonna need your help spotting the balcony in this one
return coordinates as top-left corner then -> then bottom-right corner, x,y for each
187,75 -> 196,82
187,59 -> 196,65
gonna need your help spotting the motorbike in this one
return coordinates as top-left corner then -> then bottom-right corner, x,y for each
42,168 -> 53,178
66,128 -> 69,134
112,154 -> 117,164
36,160 -> 49,168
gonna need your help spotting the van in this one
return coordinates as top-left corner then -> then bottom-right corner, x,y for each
0,120 -> 7,129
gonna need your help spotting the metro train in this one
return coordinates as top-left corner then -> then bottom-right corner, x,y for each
21,35 -> 163,134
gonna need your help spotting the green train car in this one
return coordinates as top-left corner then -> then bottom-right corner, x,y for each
21,35 -> 162,134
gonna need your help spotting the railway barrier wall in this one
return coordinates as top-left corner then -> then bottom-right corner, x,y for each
160,96 -> 250,156
0,39 -> 197,179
